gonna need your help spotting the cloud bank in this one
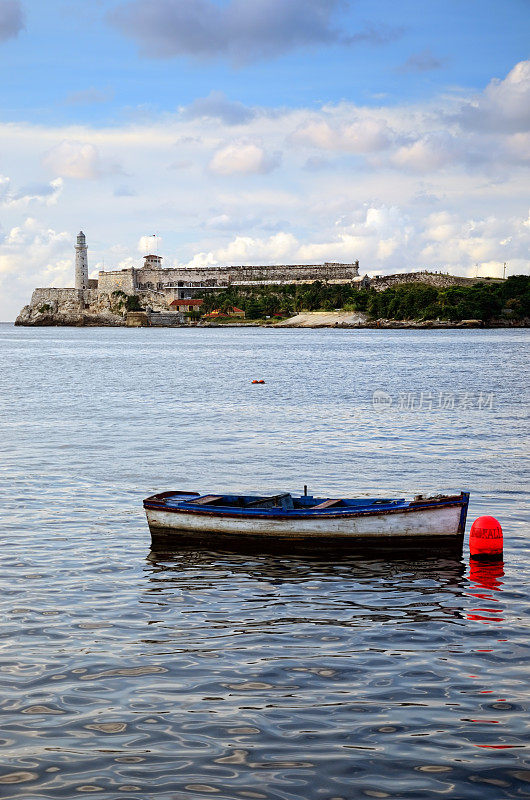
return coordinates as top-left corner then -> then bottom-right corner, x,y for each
0,60 -> 529,319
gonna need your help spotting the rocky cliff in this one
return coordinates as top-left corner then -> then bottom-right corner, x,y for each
15,287 -> 174,326
16,288 -> 126,326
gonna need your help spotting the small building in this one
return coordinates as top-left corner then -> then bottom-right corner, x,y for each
203,306 -> 245,320
144,254 -> 163,268
227,306 -> 245,318
169,298 -> 204,313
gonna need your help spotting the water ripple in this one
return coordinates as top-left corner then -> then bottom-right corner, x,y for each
0,326 -> 528,799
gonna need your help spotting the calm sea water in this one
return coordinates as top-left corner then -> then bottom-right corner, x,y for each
0,325 -> 528,799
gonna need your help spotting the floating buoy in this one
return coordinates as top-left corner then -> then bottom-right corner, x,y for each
469,516 -> 503,561
251,379 -> 265,384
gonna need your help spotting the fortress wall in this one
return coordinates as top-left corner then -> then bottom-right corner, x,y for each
370,272 -> 481,292
98,270 -> 136,295
31,288 -> 83,308
29,287 -> 98,310
133,262 -> 359,289
32,287 -> 74,305
228,263 -> 359,283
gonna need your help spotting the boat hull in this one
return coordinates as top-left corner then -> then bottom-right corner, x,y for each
146,500 -> 467,547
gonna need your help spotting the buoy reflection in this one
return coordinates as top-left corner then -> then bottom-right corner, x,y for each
466,560 -> 505,623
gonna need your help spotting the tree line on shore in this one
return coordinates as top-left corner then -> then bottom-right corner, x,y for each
194,275 -> 529,322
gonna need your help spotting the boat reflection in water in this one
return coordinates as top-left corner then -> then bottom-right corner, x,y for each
145,546 -> 469,626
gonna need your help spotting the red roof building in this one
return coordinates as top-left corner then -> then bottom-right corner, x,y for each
169,299 -> 204,312
203,306 -> 245,319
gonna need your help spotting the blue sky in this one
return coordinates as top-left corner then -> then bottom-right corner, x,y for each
0,0 -> 529,318
2,0 -> 528,123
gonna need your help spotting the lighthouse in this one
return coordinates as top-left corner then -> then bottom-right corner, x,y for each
75,231 -> 89,290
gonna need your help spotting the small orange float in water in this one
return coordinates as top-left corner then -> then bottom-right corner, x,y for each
469,516 -> 503,561
251,379 -> 266,384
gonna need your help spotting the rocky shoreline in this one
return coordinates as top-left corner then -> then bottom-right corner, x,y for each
14,309 -> 527,329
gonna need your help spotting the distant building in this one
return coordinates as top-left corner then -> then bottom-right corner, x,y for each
203,306 -> 246,320
169,298 -> 204,313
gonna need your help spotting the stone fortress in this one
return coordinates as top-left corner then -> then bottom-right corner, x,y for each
97,251 -> 362,299
15,230 -> 486,326
17,231 -> 363,325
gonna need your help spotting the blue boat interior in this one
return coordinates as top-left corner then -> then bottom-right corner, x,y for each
163,492 -> 409,513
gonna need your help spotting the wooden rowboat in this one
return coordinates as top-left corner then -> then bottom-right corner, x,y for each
144,490 -> 470,549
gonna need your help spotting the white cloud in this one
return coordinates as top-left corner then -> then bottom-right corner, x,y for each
504,132 -> 530,163
418,210 -> 530,269
186,232 -> 299,267
42,140 -> 122,179
291,118 -> 393,153
185,207 -> 414,268
0,173 -> 10,199
0,176 -> 64,207
455,60 -> 530,133
182,204 -> 530,281
209,143 -> 281,175
0,218 -> 72,320
389,133 -> 461,172
138,234 -> 162,254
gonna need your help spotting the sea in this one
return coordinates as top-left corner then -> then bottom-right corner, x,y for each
0,324 -> 528,800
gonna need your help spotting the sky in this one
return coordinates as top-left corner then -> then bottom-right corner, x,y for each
0,0 -> 529,320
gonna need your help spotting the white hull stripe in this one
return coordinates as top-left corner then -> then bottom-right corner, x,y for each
146,504 -> 463,538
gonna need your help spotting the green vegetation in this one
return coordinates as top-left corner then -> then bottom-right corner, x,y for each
196,276 -> 530,323
124,295 -> 143,312
111,291 -> 143,313
37,303 -> 52,314
197,281 -> 368,320
366,276 -> 530,322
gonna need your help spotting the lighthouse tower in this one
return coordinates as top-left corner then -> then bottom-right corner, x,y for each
75,231 -> 89,290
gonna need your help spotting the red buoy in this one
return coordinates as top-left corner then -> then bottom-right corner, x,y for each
469,516 -> 503,561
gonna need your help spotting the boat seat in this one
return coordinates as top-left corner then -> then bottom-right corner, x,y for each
188,495 -> 223,505
245,493 -> 294,510
312,499 -> 343,509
